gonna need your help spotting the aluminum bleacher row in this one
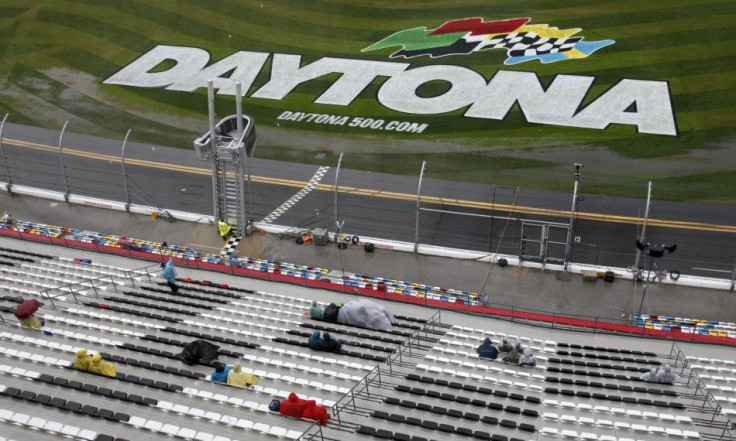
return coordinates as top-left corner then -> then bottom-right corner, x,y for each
6,218 -> 736,345
0,218 -> 484,307
0,243 -> 734,441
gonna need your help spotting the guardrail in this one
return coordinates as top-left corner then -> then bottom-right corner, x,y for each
332,364 -> 383,426
670,342 -> 735,440
385,309 -> 442,374
2,223 -> 735,347
296,421 -> 324,441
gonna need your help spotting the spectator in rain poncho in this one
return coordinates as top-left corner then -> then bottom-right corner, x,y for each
160,258 -> 179,294
308,301 -> 324,320
279,392 -> 329,425
656,364 -> 677,385
88,353 -> 116,378
210,363 -> 233,383
502,345 -> 521,364
73,349 -> 91,371
337,299 -> 395,331
518,348 -> 536,367
499,337 -> 519,353
640,367 -> 658,383
308,331 -> 323,349
316,333 -> 341,353
476,338 -> 499,360
226,362 -> 257,388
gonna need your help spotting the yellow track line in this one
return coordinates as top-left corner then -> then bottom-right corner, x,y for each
4,137 -> 736,234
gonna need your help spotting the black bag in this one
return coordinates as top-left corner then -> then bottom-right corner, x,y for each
179,339 -> 220,366
323,303 -> 341,323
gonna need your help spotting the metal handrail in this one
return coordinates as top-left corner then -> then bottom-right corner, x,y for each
296,421 -> 324,441
332,364 -> 382,426
40,273 -> 121,309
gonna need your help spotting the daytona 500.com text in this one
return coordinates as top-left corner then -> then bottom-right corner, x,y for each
277,111 -> 428,133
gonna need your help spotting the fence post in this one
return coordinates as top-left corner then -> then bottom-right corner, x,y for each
120,129 -> 132,212
0,113 -> 13,193
58,121 -> 71,202
634,181 -> 653,270
413,161 -> 426,253
564,163 -> 582,272
334,152 -> 344,235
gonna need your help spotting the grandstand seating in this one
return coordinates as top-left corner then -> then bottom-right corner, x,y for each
0,240 -> 734,440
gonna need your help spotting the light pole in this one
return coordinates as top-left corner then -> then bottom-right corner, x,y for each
564,163 -> 582,272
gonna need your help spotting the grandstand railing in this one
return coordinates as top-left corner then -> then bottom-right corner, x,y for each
386,309 -> 441,374
2,224 -> 735,346
39,273 -> 118,309
332,365 -> 383,426
297,422 -> 324,441
671,342 -> 736,439
35,262 -> 159,309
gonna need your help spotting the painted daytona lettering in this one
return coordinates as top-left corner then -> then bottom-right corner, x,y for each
104,45 -> 677,136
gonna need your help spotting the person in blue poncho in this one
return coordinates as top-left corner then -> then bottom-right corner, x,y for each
476,337 -> 499,360
210,362 -> 232,383
317,333 -> 342,353
308,331 -> 323,349
160,258 -> 178,293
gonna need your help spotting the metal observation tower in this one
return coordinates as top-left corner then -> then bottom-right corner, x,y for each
193,80 -> 256,237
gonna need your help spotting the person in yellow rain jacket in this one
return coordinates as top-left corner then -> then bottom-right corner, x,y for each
73,349 -> 91,371
89,353 -> 116,377
226,362 -> 257,388
218,219 -> 232,241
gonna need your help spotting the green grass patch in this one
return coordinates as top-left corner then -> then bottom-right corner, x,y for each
0,0 -> 734,202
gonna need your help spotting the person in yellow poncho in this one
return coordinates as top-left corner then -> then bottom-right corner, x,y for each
226,362 -> 257,388
88,353 -> 116,377
19,316 -> 42,329
73,349 -> 91,371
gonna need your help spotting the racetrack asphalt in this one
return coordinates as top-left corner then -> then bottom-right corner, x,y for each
1,121 -> 736,278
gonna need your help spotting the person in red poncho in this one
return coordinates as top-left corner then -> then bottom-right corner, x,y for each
278,392 -> 329,425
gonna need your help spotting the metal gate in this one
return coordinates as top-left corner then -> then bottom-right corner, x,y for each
520,220 -> 569,264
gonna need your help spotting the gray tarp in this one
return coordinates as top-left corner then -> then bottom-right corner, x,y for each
337,299 -> 395,331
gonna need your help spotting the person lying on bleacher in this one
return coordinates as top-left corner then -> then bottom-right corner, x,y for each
73,349 -> 91,371
476,338 -> 499,360
88,353 -> 116,378
640,367 -> 658,382
518,348 -> 536,367
308,331 -> 323,349
308,300 -> 324,319
656,364 -> 677,385
210,362 -> 233,383
502,345 -> 521,364
316,333 -> 342,353
499,337 -> 519,353
226,362 -> 257,388
302,400 -> 329,425
279,392 -> 329,425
